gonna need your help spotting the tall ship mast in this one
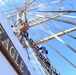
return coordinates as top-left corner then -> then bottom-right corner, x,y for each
0,0 -> 76,75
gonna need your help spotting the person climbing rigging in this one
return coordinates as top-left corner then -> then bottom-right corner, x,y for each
38,46 -> 48,59
38,45 -> 50,68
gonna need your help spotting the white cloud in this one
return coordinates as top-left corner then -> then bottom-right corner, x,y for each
0,0 -> 4,5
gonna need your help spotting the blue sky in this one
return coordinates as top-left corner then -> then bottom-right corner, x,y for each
0,0 -> 76,75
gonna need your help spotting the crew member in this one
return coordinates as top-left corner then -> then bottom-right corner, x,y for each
38,46 -> 50,68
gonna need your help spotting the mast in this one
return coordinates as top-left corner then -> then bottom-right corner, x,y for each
1,0 -> 76,75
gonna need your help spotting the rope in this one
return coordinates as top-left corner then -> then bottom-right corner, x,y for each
27,14 -> 62,74
31,25 -> 76,69
30,28 -> 61,74
27,0 -> 63,12
28,0 -> 35,6
38,25 -> 76,53
25,36 -> 52,75
46,23 -> 76,39
50,18 -> 76,26
27,10 -> 76,53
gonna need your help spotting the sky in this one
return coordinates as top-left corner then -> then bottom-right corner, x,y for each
0,0 -> 76,75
